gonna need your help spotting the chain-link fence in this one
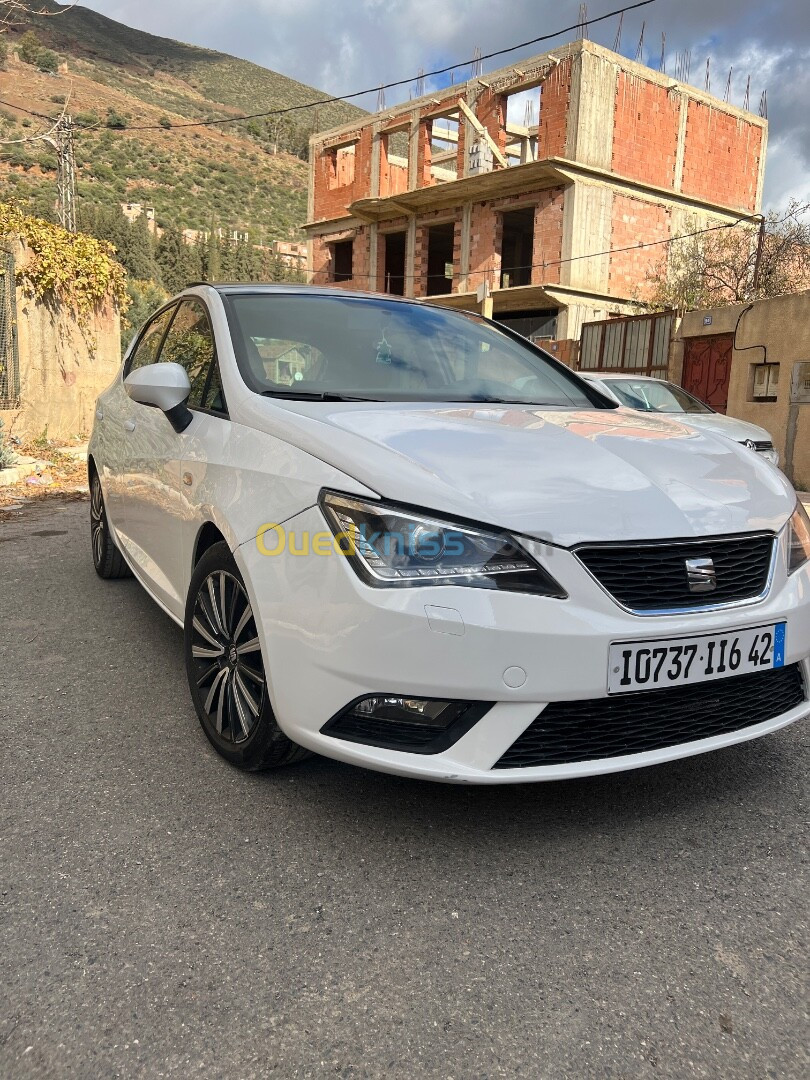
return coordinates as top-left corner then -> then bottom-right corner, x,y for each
0,250 -> 20,409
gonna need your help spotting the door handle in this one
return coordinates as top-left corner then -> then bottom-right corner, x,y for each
124,420 -> 136,432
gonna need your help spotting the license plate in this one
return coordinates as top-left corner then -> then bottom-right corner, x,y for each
607,623 -> 786,694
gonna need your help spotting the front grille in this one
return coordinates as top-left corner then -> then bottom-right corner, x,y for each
575,533 -> 775,612
740,440 -> 774,452
493,664 -> 804,769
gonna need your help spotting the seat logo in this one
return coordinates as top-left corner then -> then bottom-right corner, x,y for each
685,556 -> 716,593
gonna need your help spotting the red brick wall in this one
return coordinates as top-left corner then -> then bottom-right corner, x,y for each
309,227 -> 371,289
533,187 -> 565,285
608,194 -> 669,298
477,88 -> 508,158
469,202 -> 501,291
380,133 -> 409,198
612,72 -> 680,189
537,57 -> 572,159
681,101 -> 763,211
312,127 -> 373,222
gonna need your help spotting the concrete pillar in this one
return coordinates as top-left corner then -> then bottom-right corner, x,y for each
405,216 -> 417,298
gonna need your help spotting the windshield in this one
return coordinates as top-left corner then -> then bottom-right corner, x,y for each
224,293 -> 607,408
604,379 -> 712,414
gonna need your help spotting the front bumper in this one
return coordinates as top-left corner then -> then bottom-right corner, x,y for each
235,506 -> 810,783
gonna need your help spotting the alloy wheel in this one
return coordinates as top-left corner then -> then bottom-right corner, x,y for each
190,571 -> 265,744
90,476 -> 106,568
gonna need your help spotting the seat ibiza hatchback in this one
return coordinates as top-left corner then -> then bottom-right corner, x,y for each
89,285 -> 810,782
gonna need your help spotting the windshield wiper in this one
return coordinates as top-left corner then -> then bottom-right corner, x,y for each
261,389 -> 383,402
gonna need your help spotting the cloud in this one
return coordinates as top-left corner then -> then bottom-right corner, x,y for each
73,0 -> 809,209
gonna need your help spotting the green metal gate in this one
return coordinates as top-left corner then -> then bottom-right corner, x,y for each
0,250 -> 20,408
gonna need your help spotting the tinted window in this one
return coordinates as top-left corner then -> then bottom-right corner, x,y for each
158,299 -> 216,408
225,293 -> 605,408
128,305 -> 176,373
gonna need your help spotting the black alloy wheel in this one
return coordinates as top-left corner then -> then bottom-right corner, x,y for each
184,542 -> 310,770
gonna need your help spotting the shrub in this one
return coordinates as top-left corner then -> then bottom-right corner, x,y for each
50,94 -> 66,105
0,38 -> 8,69
37,50 -> 59,74
105,108 -> 128,130
158,115 -> 172,129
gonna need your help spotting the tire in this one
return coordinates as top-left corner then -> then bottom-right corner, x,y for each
184,541 -> 310,770
90,470 -> 132,580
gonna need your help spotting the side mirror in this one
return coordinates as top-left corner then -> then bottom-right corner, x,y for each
124,363 -> 193,433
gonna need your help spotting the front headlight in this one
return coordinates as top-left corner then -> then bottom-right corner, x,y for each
787,501 -> 810,574
320,491 -> 567,596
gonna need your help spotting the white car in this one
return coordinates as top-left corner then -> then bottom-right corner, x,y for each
580,372 -> 779,465
88,285 -> 810,783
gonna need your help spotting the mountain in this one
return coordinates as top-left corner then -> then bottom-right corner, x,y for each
0,1 -> 365,241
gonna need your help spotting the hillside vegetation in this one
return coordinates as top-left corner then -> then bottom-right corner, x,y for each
0,0 -> 365,240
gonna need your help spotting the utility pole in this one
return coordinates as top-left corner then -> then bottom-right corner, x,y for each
44,115 -> 77,232
752,215 -> 766,297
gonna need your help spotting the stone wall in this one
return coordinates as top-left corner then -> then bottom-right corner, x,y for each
0,242 -> 121,442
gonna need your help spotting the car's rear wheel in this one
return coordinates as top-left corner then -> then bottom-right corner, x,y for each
184,541 -> 310,770
90,470 -> 132,579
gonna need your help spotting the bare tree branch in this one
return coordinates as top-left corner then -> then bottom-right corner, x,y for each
641,201 -> 810,313
0,1 -> 78,33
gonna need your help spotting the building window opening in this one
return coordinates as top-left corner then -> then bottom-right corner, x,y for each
332,240 -> 353,283
500,207 -> 535,288
383,231 -> 406,296
505,88 -> 540,166
425,223 -> 455,296
430,114 -> 459,182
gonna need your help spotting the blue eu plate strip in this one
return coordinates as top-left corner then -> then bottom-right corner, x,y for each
773,622 -> 786,668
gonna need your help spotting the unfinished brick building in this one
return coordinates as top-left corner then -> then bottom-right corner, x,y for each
305,38 -> 767,342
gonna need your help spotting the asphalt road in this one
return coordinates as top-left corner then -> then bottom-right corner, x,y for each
1,497 -> 807,1079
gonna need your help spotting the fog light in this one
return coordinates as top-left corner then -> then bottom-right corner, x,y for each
353,695 -> 463,726
322,695 -> 493,754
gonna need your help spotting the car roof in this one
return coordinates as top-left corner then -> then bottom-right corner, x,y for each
182,282 -> 429,306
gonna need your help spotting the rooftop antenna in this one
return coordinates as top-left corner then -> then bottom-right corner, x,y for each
634,21 -> 645,63
704,57 -> 711,93
759,89 -> 767,118
613,10 -> 623,52
723,67 -> 732,102
471,46 -> 482,79
577,3 -> 589,39
743,74 -> 751,111
659,32 -> 666,73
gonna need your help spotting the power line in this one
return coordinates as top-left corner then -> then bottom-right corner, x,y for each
111,0 -> 657,133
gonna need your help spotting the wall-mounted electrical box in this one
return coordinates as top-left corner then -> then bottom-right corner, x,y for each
791,361 -> 810,403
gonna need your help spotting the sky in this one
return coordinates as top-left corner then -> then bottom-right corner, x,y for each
71,0 -> 810,211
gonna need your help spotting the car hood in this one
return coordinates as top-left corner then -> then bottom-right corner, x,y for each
238,398 -> 795,547
672,411 -> 774,445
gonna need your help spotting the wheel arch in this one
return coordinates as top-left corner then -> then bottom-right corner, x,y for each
192,520 -> 230,569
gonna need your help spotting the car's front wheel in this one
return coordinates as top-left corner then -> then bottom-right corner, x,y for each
90,470 -> 132,579
184,541 -> 310,770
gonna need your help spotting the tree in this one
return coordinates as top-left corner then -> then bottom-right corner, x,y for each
643,201 -> 810,313
121,278 -> 168,351
118,211 -> 158,280
155,224 -> 192,294
17,29 -> 40,64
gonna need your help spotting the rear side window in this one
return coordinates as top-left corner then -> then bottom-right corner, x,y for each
127,305 -> 176,373
157,299 -> 217,408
